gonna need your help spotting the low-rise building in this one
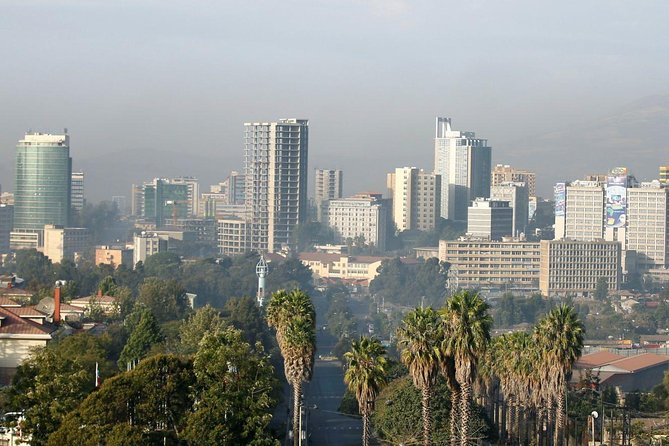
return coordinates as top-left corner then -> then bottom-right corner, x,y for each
438,239 -> 541,292
133,233 -> 168,266
95,245 -> 134,269
70,291 -> 119,315
539,239 -> 621,297
43,225 -> 90,263
299,253 -> 396,286
467,198 -> 513,241
217,218 -> 250,256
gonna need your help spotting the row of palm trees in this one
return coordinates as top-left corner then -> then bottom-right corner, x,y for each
343,291 -> 585,446
266,288 -> 584,446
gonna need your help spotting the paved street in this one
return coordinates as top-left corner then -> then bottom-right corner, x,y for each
303,331 -> 362,446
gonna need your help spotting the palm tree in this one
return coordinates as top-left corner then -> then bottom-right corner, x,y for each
344,336 -> 388,446
442,291 -> 492,446
535,304 -> 584,446
266,289 -> 316,446
396,306 -> 443,446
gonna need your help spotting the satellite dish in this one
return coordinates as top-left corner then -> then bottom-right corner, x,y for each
37,297 -> 55,317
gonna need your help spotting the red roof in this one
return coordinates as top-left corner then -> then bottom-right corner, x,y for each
0,297 -> 21,307
7,307 -> 46,318
0,307 -> 54,336
605,353 -> 669,373
576,351 -> 626,368
72,295 -> 117,305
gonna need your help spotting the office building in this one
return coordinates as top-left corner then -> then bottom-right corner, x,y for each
137,179 -> 190,227
328,193 -> 388,251
11,132 -> 72,248
169,177 -> 200,217
554,180 -> 605,241
434,117 -> 491,221
491,164 -> 537,197
626,181 -> 669,272
539,239 -> 621,297
467,198 -> 513,240
244,119 -> 309,253
133,233 -> 168,266
491,181 -> 529,236
71,171 -> 85,212
217,218 -> 250,256
42,225 -> 90,263
95,245 -> 134,269
387,167 -> 441,232
439,239 -> 541,292
315,169 -> 343,223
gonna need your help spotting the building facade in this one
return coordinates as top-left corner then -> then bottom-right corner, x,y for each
439,239 -> 541,292
467,198 -> 513,240
491,164 -> 537,197
328,193 -> 388,251
626,182 -> 669,272
491,181 -> 529,237
95,245 -> 134,269
12,132 -> 72,248
42,225 -> 90,263
71,171 -> 85,212
555,180 -> 605,241
244,119 -> 309,253
0,204 -> 13,253
539,239 -> 621,297
133,233 -> 168,266
434,117 -> 491,222
314,169 -> 343,223
387,167 -> 441,232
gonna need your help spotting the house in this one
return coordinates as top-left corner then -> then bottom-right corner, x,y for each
70,290 -> 119,315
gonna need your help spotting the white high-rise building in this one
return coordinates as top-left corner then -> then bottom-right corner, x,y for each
387,167 -> 441,232
314,169 -> 343,223
555,180 -> 605,241
245,119 -> 309,253
626,181 -> 669,272
71,171 -> 85,212
434,118 -> 491,222
491,181 -> 529,237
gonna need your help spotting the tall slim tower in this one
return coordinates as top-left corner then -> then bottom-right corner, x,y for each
434,118 -> 491,222
314,169 -> 343,222
244,119 -> 309,253
71,171 -> 85,212
12,132 -> 72,248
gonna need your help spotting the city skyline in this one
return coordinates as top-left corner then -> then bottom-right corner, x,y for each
1,1 -> 669,201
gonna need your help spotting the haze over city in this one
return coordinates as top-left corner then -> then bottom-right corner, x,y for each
2,0 -> 669,200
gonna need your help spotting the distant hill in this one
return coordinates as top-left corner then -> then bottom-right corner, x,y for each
503,94 -> 669,197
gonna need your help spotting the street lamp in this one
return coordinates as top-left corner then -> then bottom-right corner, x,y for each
591,411 -> 599,446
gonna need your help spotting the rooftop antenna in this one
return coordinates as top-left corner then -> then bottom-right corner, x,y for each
256,252 -> 268,307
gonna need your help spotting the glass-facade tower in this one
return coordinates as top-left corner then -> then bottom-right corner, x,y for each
13,132 -> 72,243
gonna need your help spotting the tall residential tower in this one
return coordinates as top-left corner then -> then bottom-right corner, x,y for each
314,169 -> 343,222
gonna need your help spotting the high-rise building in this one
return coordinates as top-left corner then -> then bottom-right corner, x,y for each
227,171 -> 246,206
434,118 -> 491,222
466,198 -> 513,240
71,171 -> 85,212
554,180 -> 605,241
169,177 -> 200,217
314,169 -> 343,223
491,164 -> 537,197
626,181 -> 669,272
244,119 -> 309,253
328,193 -> 388,251
11,132 -> 72,248
491,181 -> 529,236
387,167 -> 441,232
0,204 -> 13,253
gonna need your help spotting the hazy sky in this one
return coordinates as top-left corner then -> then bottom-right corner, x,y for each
1,0 -> 668,201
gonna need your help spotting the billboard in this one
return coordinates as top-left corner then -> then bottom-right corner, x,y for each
554,182 -> 566,216
606,174 -> 627,228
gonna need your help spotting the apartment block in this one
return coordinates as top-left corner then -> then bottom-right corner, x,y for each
438,239 -> 541,292
626,181 -> 669,272
492,164 -> 537,197
387,167 -> 441,232
467,198 -> 513,240
133,233 -> 168,266
491,181 -> 529,236
314,169 -> 343,223
328,193 -> 388,251
539,239 -> 621,297
43,225 -> 90,264
95,245 -> 134,269
217,218 -> 250,256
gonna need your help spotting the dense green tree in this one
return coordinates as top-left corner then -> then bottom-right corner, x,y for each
143,252 -> 182,279
8,334 -> 111,445
325,293 -> 357,340
292,221 -> 334,252
267,258 -> 314,294
594,277 -> 609,300
118,307 -> 163,369
344,336 -> 388,446
70,201 -> 122,244
13,249 -> 54,289
179,304 -> 226,355
370,257 -> 449,307
47,354 -> 194,446
396,307 -> 443,446
223,296 -> 268,347
183,327 -> 278,445
137,277 -> 189,322
442,291 -> 492,446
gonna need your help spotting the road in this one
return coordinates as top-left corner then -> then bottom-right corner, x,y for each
303,330 -> 362,446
